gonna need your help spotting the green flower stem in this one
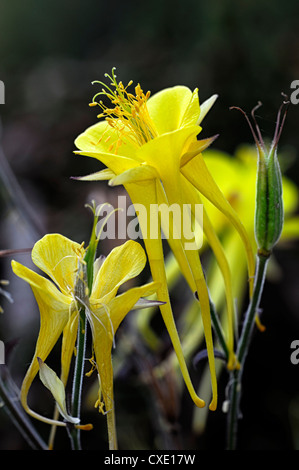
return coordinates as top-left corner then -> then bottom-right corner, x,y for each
70,308 -> 87,450
226,252 -> 269,450
69,210 -> 99,450
0,373 -> 47,450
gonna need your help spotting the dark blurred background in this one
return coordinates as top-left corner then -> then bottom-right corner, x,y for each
1,0 -> 299,451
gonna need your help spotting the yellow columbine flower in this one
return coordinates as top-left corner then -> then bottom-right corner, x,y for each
74,69 -> 255,410
11,234 -> 159,436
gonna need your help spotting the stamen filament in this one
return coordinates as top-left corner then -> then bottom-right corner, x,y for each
91,68 -> 157,151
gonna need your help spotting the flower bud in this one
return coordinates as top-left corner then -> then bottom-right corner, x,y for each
231,98 -> 289,256
254,142 -> 283,255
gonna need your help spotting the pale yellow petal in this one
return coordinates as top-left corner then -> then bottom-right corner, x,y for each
91,240 -> 146,302
136,125 -> 200,181
197,94 -> 218,125
155,180 -> 195,291
109,164 -> 159,186
11,260 -> 72,425
147,86 -> 200,134
91,281 -> 159,333
181,154 -> 255,296
73,169 -> 116,181
75,120 -> 138,159
60,312 -> 79,386
122,180 -> 207,408
181,176 -> 236,365
180,135 -> 219,168
32,234 -> 85,295
38,358 -> 79,424
89,282 -> 158,412
74,150 -> 140,175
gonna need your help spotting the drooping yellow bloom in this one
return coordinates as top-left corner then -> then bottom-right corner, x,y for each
11,234 -> 159,439
74,69 -> 255,410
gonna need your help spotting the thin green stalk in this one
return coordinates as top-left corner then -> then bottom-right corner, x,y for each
226,253 -> 269,450
70,309 -> 87,450
68,209 -> 99,450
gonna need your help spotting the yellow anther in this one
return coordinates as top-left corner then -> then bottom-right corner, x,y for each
85,369 -> 93,378
95,398 -> 106,415
75,423 -> 93,431
91,68 -> 157,151
255,314 -> 266,332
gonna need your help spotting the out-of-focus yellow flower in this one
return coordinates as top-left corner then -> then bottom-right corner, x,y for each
74,70 -> 255,410
191,144 -> 299,433
186,144 -> 299,361
204,145 -> 299,248
11,234 -> 158,436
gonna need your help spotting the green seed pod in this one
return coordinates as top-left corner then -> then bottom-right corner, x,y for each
265,146 -> 284,250
254,143 -> 284,254
231,98 -> 289,256
254,145 -> 268,250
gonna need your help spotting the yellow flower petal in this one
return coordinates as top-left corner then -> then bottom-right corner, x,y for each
121,180 -> 206,408
89,282 -> 159,412
92,282 -> 159,338
75,120 -> 138,158
137,125 -> 200,183
60,311 -> 79,386
150,160 -> 219,408
32,234 -> 85,295
38,358 -> 80,424
75,149 -> 140,174
11,260 -> 72,426
147,86 -> 201,134
73,168 -> 116,181
91,240 -> 147,302
180,135 -> 219,168
181,153 -> 255,296
155,180 -> 195,291
109,164 -> 159,186
181,176 -> 236,366
197,94 -> 218,125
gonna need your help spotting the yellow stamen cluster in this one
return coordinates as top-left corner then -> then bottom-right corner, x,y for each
90,68 -> 157,152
